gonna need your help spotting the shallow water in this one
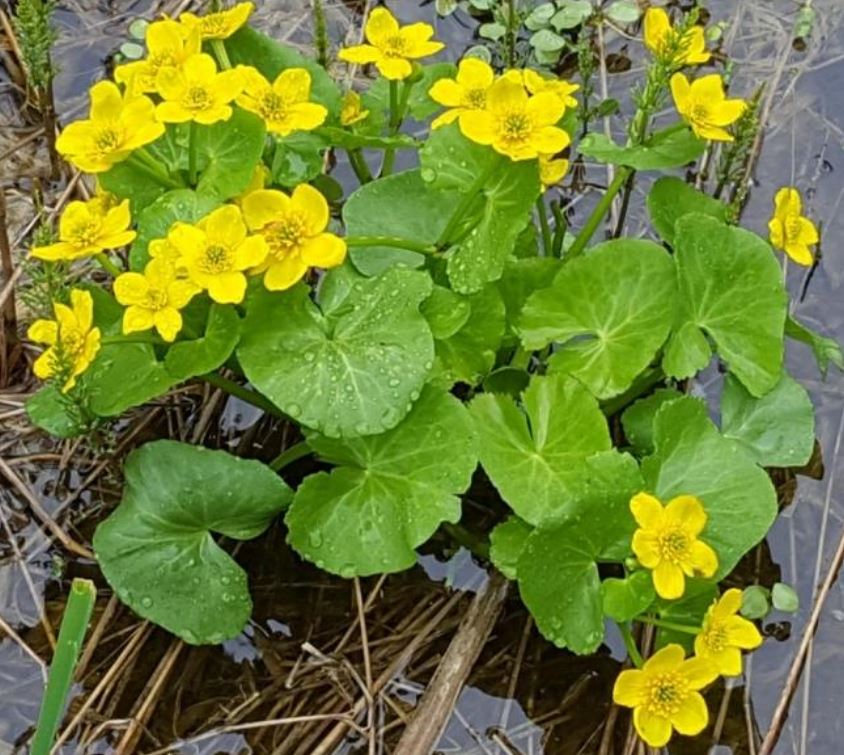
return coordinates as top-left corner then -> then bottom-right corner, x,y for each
2,0 -> 844,753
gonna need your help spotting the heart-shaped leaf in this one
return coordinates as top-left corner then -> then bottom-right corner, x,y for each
520,239 -> 676,399
663,214 -> 787,396
578,127 -> 705,170
238,267 -> 434,437
94,441 -> 292,644
286,387 -> 477,576
647,177 -> 728,246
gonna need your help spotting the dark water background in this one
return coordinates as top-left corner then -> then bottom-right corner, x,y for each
2,0 -> 844,752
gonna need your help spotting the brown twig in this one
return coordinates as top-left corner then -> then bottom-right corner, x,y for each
393,571 -> 509,755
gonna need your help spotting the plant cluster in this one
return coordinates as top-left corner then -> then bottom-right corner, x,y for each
22,1 -> 839,748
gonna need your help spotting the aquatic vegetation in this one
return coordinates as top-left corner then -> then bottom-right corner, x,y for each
22,2 -> 836,750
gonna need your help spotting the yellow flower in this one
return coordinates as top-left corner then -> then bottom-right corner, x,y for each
459,76 -> 570,161
156,53 -> 243,125
630,492 -> 718,600
242,184 -> 346,291
235,66 -> 327,136
31,198 -> 136,262
148,237 -> 187,277
670,73 -> 746,142
27,289 -> 102,392
520,69 -> 579,110
180,1 -> 254,40
114,258 -> 199,342
340,90 -> 369,126
539,154 -> 569,189
114,18 -> 201,95
768,187 -> 819,266
337,7 -> 444,81
167,205 -> 268,304
694,589 -> 763,676
55,81 -> 164,173
613,644 -> 718,748
429,58 -> 495,129
643,8 -> 710,66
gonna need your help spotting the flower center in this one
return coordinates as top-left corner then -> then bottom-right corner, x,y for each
464,88 -> 487,109
785,216 -> 804,242
149,51 -> 176,71
259,91 -> 288,122
143,287 -> 169,311
265,215 -> 308,257
701,620 -> 729,653
200,244 -> 234,274
67,218 -> 103,248
57,327 -> 84,358
184,86 -> 213,111
657,526 -> 690,563
95,127 -> 122,154
200,16 -> 229,37
645,672 -> 688,717
690,103 -> 710,122
501,111 -> 532,142
384,35 -> 408,57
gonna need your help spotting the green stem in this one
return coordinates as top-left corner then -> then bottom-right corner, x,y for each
128,150 -> 181,189
210,38 -> 232,69
347,148 -> 373,184
550,200 -> 567,257
637,616 -> 701,635
536,196 -> 552,256
566,167 -> 631,260
345,235 -> 438,255
436,160 -> 498,248
30,579 -> 96,755
509,346 -> 531,370
96,253 -> 122,277
189,120 -> 199,185
600,366 -> 664,417
101,334 -> 163,346
200,372 -> 287,419
381,79 -> 413,176
270,440 -> 313,471
617,623 -> 644,668
442,522 -> 490,560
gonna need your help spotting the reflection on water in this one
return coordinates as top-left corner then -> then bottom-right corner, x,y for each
2,0 -> 844,752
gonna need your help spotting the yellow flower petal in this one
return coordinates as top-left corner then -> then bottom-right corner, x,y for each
644,644 -> 686,672
243,189 -> 290,230
724,616 -> 763,649
665,494 -> 707,536
154,307 -> 183,342
630,492 -> 664,528
291,183 -> 329,235
680,656 -> 719,689
632,530 -> 661,568
429,78 -> 464,107
670,73 -> 691,112
458,110 -> 496,146
670,691 -> 708,736
300,234 -> 347,268
643,7 -> 671,56
774,187 -> 801,218
712,588 -> 743,619
612,669 -> 647,706
365,7 -> 400,47
686,540 -> 718,578
27,319 -> 58,345
207,271 -> 247,303
234,235 -> 269,269
376,55 -> 413,81
114,272 -> 150,306
456,57 -> 494,89
123,305 -> 156,334
33,348 -> 57,379
264,256 -> 309,291
70,290 -> 94,332
337,44 -> 381,66
200,204 -> 247,247
633,708 -> 672,748
653,560 -> 685,599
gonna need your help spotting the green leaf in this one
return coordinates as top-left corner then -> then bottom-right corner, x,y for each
654,580 -> 718,650
664,214 -> 787,396
525,3 -> 555,31
530,29 -> 566,52
286,388 -> 477,576
578,127 -> 705,170
740,585 -> 770,619
489,516 -> 533,580
129,189 -> 220,270
602,572 -> 656,622
550,0 -> 593,29
771,582 -> 799,613
26,386 -> 89,438
238,267 -> 434,437
482,367 -> 530,396
317,126 -> 417,151
520,239 -> 677,399
420,125 -> 541,293
164,304 -> 241,381
642,396 -> 778,578
496,257 -> 561,339
422,285 -> 471,339
621,388 -> 683,457
647,177 -> 728,246
721,372 -> 815,467
271,131 -> 326,188
470,374 -> 612,526
785,315 -> 844,377
430,285 -> 505,388
194,108 -> 267,201
93,441 -> 292,644
343,169 -> 459,276
605,0 -> 641,24
480,22 -> 508,41
517,519 -> 604,652
226,26 -> 341,116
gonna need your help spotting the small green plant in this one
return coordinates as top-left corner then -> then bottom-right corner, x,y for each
21,2 -> 842,750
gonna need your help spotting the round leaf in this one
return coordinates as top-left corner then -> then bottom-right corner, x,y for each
489,516 -> 533,580
602,571 -> 656,622
520,239 -> 677,399
286,388 -> 477,576
238,268 -> 434,437
646,177 -> 728,246
94,441 -> 292,644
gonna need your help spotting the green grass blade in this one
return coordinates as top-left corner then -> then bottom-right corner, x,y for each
30,578 -> 96,755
